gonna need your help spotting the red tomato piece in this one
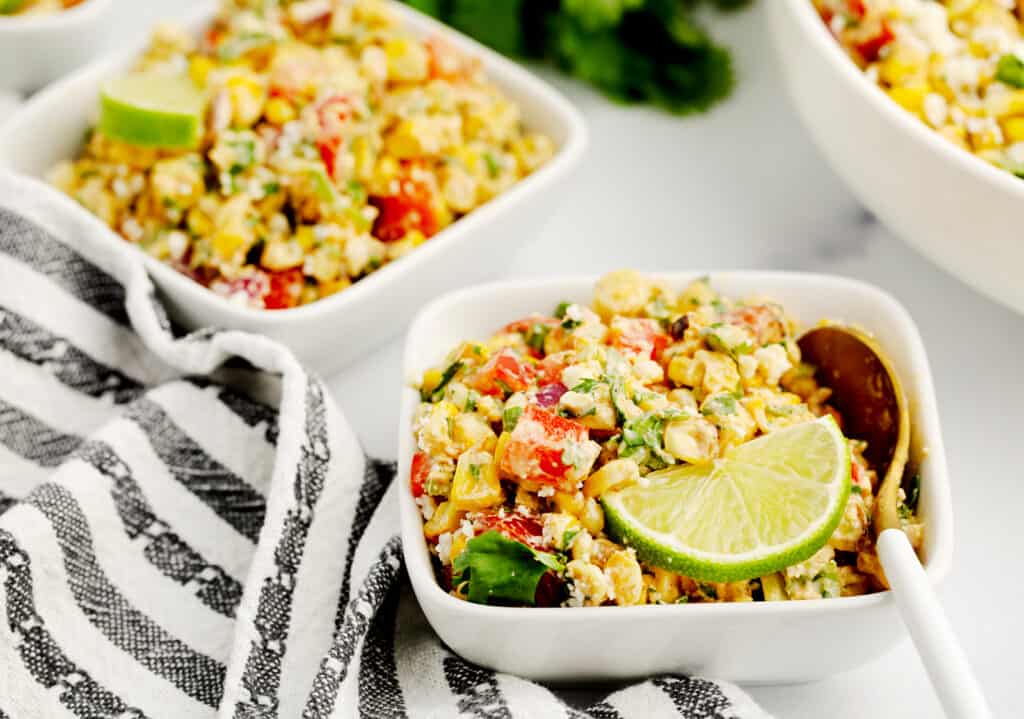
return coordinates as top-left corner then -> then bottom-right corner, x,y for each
410,452 -> 430,498
470,349 -> 536,397
263,268 -> 305,310
499,405 -> 589,490
536,354 -> 568,385
475,512 -> 546,550
316,95 -> 353,180
725,305 -> 786,345
370,166 -> 440,242
609,317 -> 670,359
853,20 -> 894,63
503,315 -> 559,335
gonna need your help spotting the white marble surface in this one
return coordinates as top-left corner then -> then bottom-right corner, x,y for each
62,2 -> 1024,717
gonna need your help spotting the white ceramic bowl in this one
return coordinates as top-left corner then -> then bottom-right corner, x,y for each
0,0 -> 587,376
770,0 -> 1024,316
398,272 -> 953,684
0,0 -> 114,93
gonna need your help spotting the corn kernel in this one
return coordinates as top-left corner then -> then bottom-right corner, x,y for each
265,97 -> 297,126
552,490 -> 585,518
423,501 -> 463,538
1004,116 -> 1024,143
583,459 -> 640,498
493,431 -> 511,474
580,497 -> 604,536
652,568 -> 680,604
452,413 -> 497,452
450,450 -> 502,511
605,549 -> 644,606
189,56 -> 216,87
449,532 -> 469,563
888,85 -> 929,116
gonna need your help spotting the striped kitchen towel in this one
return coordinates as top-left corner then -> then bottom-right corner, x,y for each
0,170 -> 771,719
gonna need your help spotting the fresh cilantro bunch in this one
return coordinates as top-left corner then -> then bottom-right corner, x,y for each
404,0 -> 752,114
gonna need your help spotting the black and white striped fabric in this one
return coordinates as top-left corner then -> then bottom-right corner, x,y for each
0,170 -> 772,719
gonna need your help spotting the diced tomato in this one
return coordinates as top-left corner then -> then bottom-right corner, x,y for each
424,36 -> 476,82
410,452 -> 430,498
475,512 -> 546,550
725,305 -> 787,345
536,353 -> 568,385
504,315 -> 559,358
263,269 -> 305,310
608,317 -> 670,359
316,95 -> 353,180
503,315 -> 559,335
470,349 -> 536,397
857,22 -> 894,63
499,405 -> 590,490
369,165 -> 440,242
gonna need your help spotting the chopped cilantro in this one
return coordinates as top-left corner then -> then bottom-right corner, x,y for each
906,472 -> 921,511
571,377 -> 601,394
403,0 -> 747,115
262,181 -> 281,195
452,531 -> 564,605
464,391 -> 479,412
502,406 -> 523,433
554,301 -> 571,319
851,485 -> 863,495
562,528 -> 579,551
997,54 -> 1024,88
525,322 -> 551,354
346,180 -> 367,204
422,361 -> 463,402
620,411 -> 674,467
483,152 -> 501,178
675,595 -> 690,604
561,317 -> 582,330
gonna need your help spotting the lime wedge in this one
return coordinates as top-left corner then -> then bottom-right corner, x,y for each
602,416 -> 851,583
99,73 -> 207,150
0,0 -> 26,15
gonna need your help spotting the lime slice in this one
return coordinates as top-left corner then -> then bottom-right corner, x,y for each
602,416 -> 851,583
0,0 -> 26,15
98,73 -> 207,150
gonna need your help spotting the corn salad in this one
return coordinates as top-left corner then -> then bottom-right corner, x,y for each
49,0 -> 554,309
0,0 -> 83,16
815,0 -> 1024,176
411,271 -> 924,607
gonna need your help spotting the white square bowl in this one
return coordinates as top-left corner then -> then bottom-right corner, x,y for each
0,0 -> 587,376
398,272 -> 953,684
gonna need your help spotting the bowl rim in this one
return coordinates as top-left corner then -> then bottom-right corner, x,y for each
778,0 -> 1024,203
397,271 -> 954,622
2,0 -> 588,326
0,0 -> 113,31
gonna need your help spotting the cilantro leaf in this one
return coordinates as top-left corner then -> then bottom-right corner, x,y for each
404,0 -> 749,115
571,377 -> 601,393
502,406 -> 523,433
452,531 -> 564,605
525,322 -> 551,354
554,301 -> 572,319
422,361 -> 464,402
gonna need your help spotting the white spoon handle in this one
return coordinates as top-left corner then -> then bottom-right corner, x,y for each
877,529 -> 991,719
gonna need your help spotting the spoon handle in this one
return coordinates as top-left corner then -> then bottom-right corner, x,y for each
877,529 -> 991,719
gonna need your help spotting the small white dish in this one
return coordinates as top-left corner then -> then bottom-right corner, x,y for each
0,0 -> 587,376
0,0 -> 114,93
769,0 -> 1024,317
398,272 -> 953,684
